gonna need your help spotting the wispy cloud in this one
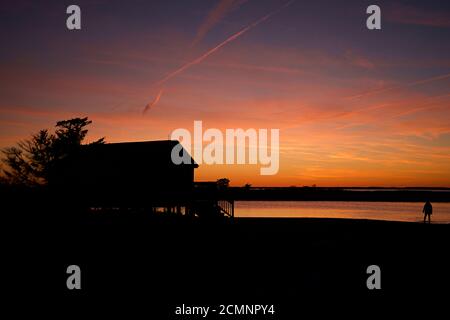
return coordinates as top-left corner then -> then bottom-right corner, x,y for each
386,3 -> 450,28
191,0 -> 249,47
143,0 -> 295,114
347,72 -> 450,100
344,50 -> 375,69
156,0 -> 295,86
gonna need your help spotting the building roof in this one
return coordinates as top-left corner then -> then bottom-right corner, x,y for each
82,140 -> 198,168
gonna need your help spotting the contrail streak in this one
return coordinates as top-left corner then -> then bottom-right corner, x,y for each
156,0 -> 295,86
408,73 -> 450,86
143,89 -> 163,114
347,72 -> 450,100
143,0 -> 294,114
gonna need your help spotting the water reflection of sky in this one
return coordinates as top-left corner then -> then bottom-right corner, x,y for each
235,201 -> 450,223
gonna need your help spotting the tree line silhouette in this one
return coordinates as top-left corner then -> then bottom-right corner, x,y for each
1,117 -> 104,186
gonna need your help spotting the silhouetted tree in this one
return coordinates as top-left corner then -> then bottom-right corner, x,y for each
217,178 -> 230,190
1,117 -> 104,185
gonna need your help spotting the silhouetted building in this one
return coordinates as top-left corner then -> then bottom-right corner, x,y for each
51,140 -> 233,217
51,140 -> 196,212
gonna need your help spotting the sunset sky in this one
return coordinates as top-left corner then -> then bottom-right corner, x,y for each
1,0 -> 450,186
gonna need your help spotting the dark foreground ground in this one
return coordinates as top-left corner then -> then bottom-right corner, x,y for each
4,210 -> 450,317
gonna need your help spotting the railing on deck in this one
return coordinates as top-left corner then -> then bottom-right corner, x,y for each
217,199 -> 234,218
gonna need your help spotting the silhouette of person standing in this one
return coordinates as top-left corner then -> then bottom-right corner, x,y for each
423,201 -> 433,223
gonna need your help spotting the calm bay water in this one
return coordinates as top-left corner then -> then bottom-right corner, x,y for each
235,201 -> 450,223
